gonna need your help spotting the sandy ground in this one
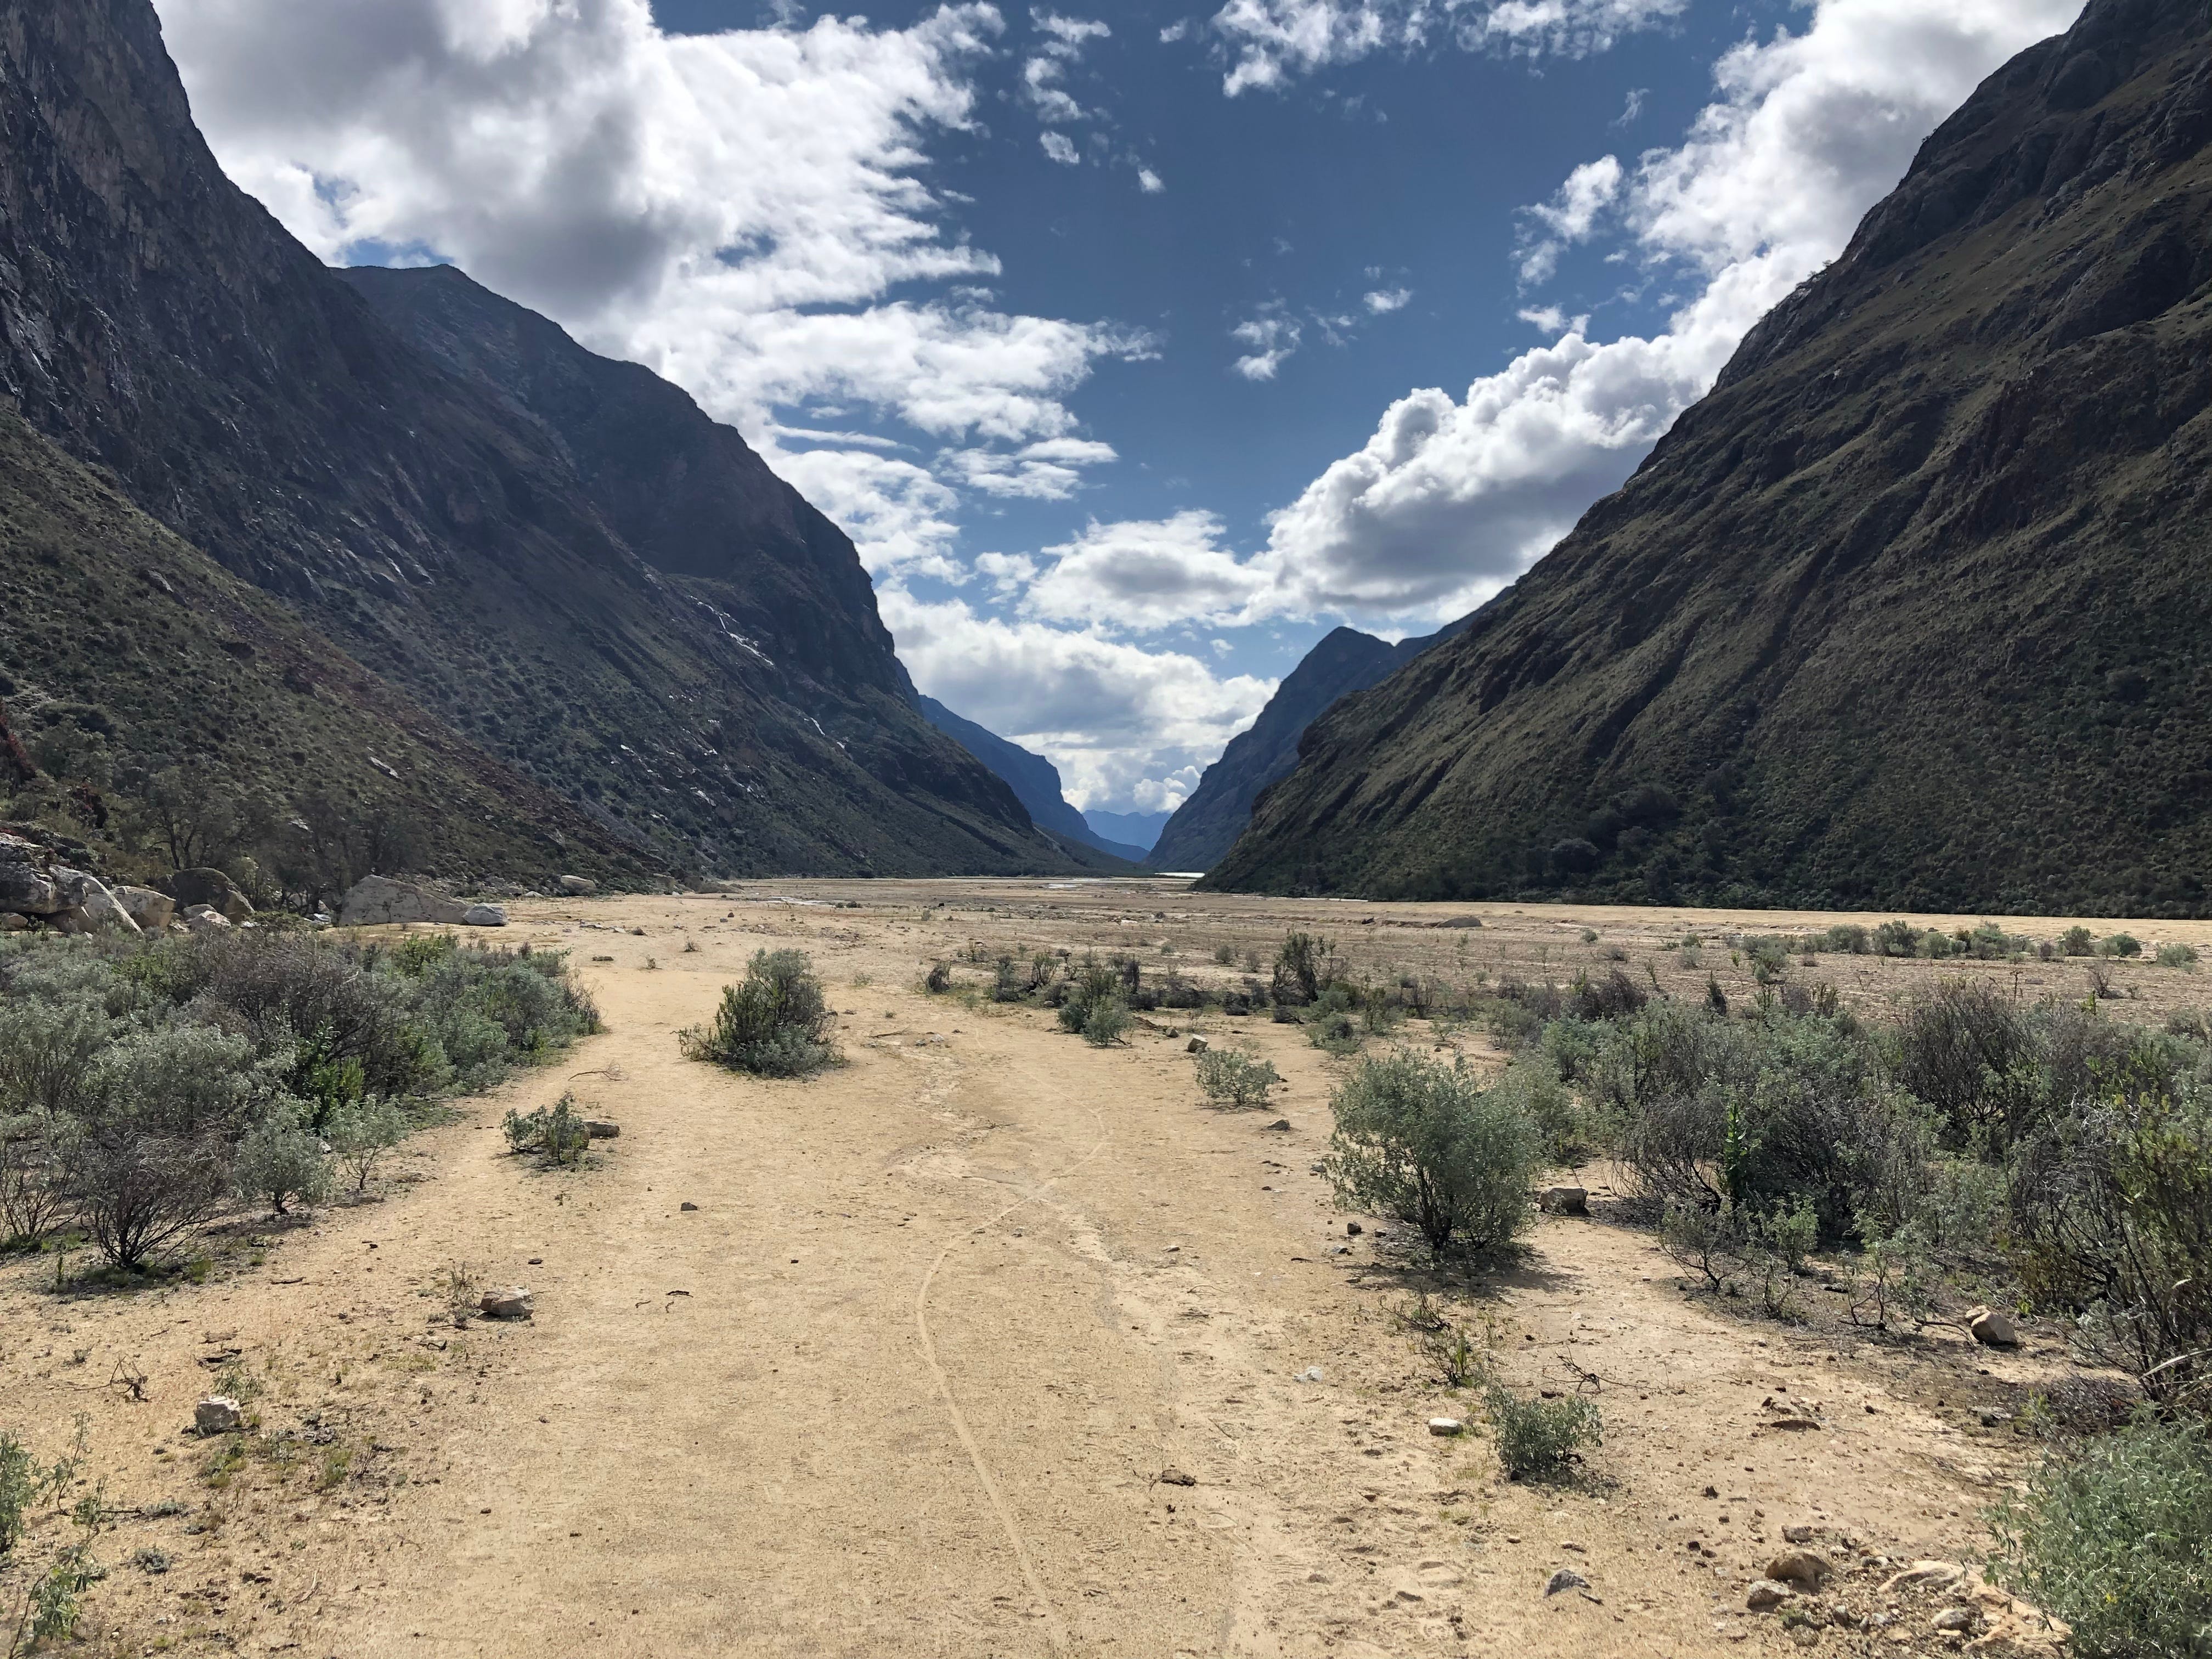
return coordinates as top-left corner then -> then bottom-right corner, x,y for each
5,881 -> 2192,1658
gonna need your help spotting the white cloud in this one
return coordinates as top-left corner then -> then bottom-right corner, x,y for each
1362,286 -> 1413,314
1203,0 -> 1684,95
1258,0 -> 2086,622
1160,19 -> 1194,42
1022,10 -> 1110,122
941,436 -> 1119,498
1023,511 -> 1273,630
1040,129 -> 1082,163
154,0 -> 1144,535
1137,166 -> 1167,193
1231,308 -> 1302,380
881,588 -> 1276,809
1515,153 -> 1621,284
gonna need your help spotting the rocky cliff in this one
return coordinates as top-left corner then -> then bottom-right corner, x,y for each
1210,0 -> 2212,916
1149,620 -> 1464,873
0,0 -> 1080,879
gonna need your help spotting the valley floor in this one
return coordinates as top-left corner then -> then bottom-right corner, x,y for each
8,883 -> 2187,1658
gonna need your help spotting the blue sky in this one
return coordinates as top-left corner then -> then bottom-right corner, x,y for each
158,0 -> 2080,812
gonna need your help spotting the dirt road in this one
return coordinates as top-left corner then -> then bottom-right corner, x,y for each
3,883 -> 2137,1657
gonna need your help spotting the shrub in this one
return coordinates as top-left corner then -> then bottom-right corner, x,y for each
1271,932 -> 1333,1008
1307,984 -> 1361,1054
1893,979 -> 2039,1148
1080,996 -> 1129,1048
232,1114 -> 332,1216
1490,1057 -> 1590,1166
1323,1051 -> 1542,1262
1571,968 -> 1645,1022
324,1097 -> 408,1194
2060,926 -> 2096,956
500,1093 -> 591,1165
1195,1048 -> 1281,1108
2157,942 -> 2199,970
1056,955 -> 1126,1037
1485,1382 -> 1601,1481
1990,1412 -> 2212,1659
681,951 -> 842,1078
2103,933 -> 2143,958
924,961 -> 953,994
1874,920 -> 1920,957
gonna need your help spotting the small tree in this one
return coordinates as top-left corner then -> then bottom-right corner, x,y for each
1323,1051 -> 1542,1261
680,950 -> 842,1077
1271,931 -> 1333,1008
232,1114 -> 332,1216
324,1098 -> 409,1194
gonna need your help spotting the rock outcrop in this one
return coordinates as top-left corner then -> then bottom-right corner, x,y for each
1209,0 -> 2212,916
337,876 -> 473,928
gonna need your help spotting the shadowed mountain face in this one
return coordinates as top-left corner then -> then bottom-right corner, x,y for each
0,0 -> 1081,879
1147,622 -> 1465,873
915,697 -> 1142,866
1210,0 -> 2212,917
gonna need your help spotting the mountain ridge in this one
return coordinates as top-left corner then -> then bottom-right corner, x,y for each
1208,0 -> 2212,915
914,696 -> 1143,866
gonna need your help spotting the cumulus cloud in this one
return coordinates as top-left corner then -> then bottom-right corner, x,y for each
1023,512 -> 1273,630
1137,166 -> 1167,193
881,588 -> 1276,809
1362,286 -> 1413,314
1040,129 -> 1082,163
941,437 -> 1119,499
1515,154 -> 1621,284
1203,0 -> 1685,95
1258,0 -> 2086,622
1231,308 -> 1303,379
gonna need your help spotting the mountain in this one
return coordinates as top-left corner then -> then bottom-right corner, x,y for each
1148,621 -> 1466,872
915,697 -> 1141,866
1209,0 -> 2212,917
0,405 -> 649,889
1086,810 -> 1171,855
0,0 -> 1085,881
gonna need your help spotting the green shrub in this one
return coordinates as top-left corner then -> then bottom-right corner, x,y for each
1323,1050 -> 1542,1262
231,1114 -> 332,1216
1195,1047 -> 1281,1108
681,951 -> 842,1078
0,1432 -> 31,1556
1485,1382 -> 1601,1481
1307,983 -> 1361,1054
2103,933 -> 2143,959
1990,1412 -> 2212,1659
1080,996 -> 1129,1048
1271,931 -> 1333,1008
1491,1057 -> 1590,1165
324,1097 -> 408,1194
2060,926 -> 2096,956
2157,942 -> 2199,970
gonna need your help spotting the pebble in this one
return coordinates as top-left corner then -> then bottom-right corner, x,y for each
479,1287 -> 534,1321
1265,1118 -> 1292,1131
1428,1418 -> 1464,1436
1295,1366 -> 1325,1383
1543,1569 -> 1589,1597
1158,1468 -> 1198,1487
1764,1550 -> 1833,1590
680,1201 -> 699,1212
1932,1607 -> 1977,1632
1746,1581 -> 1793,1612
193,1397 -> 242,1436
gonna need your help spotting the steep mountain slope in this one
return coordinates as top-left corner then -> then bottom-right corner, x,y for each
1085,810 -> 1169,855
0,0 -> 1078,879
1149,621 -> 1464,872
1211,0 -> 2212,917
914,696 -> 1141,866
0,407 -> 648,888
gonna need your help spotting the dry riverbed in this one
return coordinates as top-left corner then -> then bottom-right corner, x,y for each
8,881 -> 2192,1657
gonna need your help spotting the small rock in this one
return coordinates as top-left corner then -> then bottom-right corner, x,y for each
558,875 -> 597,895
1782,1525 -> 1817,1543
584,1120 -> 620,1139
182,904 -> 232,933
1765,1550 -> 1833,1590
1159,1468 -> 1197,1487
1428,1418 -> 1464,1436
478,1287 -> 533,1321
1265,1118 -> 1292,1131
461,904 -> 508,927
194,1396 -> 242,1435
1932,1607 -> 1978,1633
1543,1568 -> 1589,1597
1746,1581 -> 1794,1611
1346,1222 -> 1363,1237
679,1201 -> 698,1212
1966,1306 -> 2020,1348
0,912 -> 27,932
1295,1365 -> 1324,1382
1538,1186 -> 1588,1216
1186,1036 -> 1209,1054
1978,1407 -> 2012,1427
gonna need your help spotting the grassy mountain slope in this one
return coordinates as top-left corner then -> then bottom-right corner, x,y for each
1209,0 -> 2212,917
1149,620 -> 1464,873
0,407 -> 651,887
0,0 -> 1081,879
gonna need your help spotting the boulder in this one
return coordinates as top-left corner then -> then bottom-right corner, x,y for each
338,874 -> 468,927
182,904 -> 232,934
478,1286 -> 533,1321
461,904 -> 507,927
1427,1418 -> 1464,1436
0,911 -> 27,932
1967,1306 -> 2021,1348
194,1396 -> 243,1435
1543,1568 -> 1589,1596
1539,1186 -> 1589,1215
163,867 -> 254,923
115,885 -> 177,932
558,874 -> 596,895
0,836 -> 63,915
1764,1550 -> 1834,1590
1186,1036 -> 1208,1054
56,871 -> 140,934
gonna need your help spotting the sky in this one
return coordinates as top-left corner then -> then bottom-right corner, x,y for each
153,0 -> 2083,812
